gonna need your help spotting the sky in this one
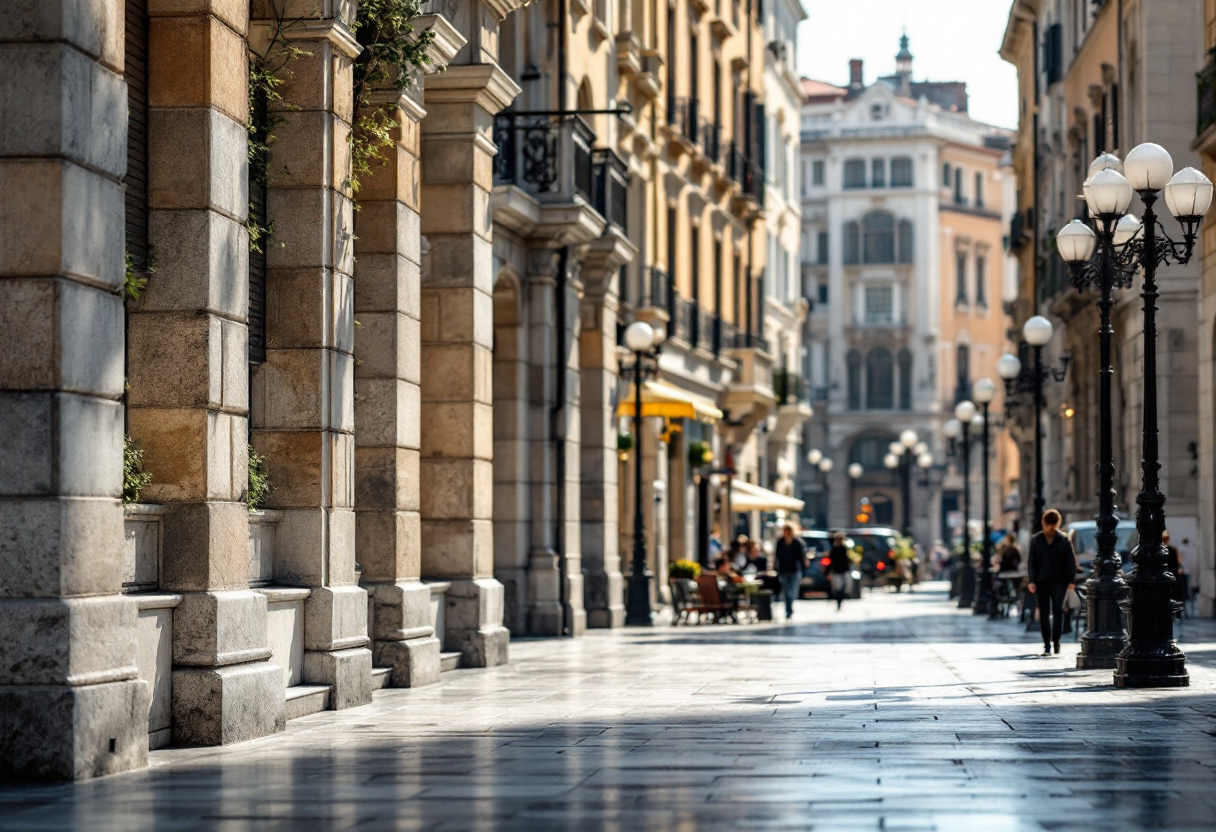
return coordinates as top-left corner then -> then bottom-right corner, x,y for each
796,0 -> 1020,129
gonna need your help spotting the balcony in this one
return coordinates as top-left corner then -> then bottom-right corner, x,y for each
491,113 -> 605,244
665,97 -> 698,153
726,142 -> 765,208
1006,211 -> 1029,253
638,266 -> 671,313
698,119 -> 721,165
1198,57 -> 1216,146
592,148 -> 629,233
772,369 -> 810,405
615,32 -> 642,77
696,308 -> 715,352
672,297 -> 695,345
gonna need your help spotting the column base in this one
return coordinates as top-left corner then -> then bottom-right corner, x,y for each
527,548 -> 563,637
584,568 -> 624,628
587,607 -> 626,628
303,647 -> 373,709
1114,655 -> 1190,688
445,578 -> 510,667
1077,574 -> 1126,670
172,662 -> 284,747
0,679 -> 149,781
374,637 -> 441,688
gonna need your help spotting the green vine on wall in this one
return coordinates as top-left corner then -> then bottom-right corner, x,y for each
123,436 -> 153,504
247,444 -> 273,511
350,0 -> 435,197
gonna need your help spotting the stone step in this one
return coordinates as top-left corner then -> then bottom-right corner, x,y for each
371,667 -> 392,691
440,652 -> 462,673
284,685 -> 331,720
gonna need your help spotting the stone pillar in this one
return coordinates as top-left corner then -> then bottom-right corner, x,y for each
0,0 -> 149,779
126,0 -> 283,747
250,8 -> 371,709
419,65 -> 519,666
580,261 -> 625,627
354,87 -> 440,688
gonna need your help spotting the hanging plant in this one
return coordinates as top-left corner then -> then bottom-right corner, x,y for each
247,445 -> 273,511
350,0 -> 435,197
123,436 -> 153,505
688,440 -> 714,469
617,433 -> 634,453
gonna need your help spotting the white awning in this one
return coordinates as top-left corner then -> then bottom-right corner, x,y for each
729,480 -> 805,513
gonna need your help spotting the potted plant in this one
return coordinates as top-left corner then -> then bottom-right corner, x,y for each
687,440 -> 713,469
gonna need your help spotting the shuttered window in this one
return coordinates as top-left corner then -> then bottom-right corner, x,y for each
124,0 -> 149,273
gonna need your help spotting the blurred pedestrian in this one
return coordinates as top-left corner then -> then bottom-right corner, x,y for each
774,524 -> 806,620
708,524 -> 723,564
996,534 -> 1022,573
828,532 -> 852,611
1027,509 -> 1077,655
1164,530 -> 1187,604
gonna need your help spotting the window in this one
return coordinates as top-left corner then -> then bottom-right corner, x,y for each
975,253 -> 987,306
862,211 -> 896,264
850,435 -> 894,469
843,221 -> 860,264
864,285 -> 893,323
898,349 -> 913,410
955,344 -> 971,403
955,251 -> 968,303
817,231 -> 828,265
866,347 -> 895,410
953,168 -> 965,205
897,220 -> 913,264
974,172 -> 984,208
812,159 -> 825,185
847,350 -> 863,410
801,161 -> 809,196
871,158 -> 885,188
942,162 -> 952,187
891,157 -> 913,187
844,158 -> 867,189
818,282 -> 828,304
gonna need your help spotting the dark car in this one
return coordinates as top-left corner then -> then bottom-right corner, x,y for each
1066,519 -> 1138,580
847,527 -> 904,587
798,531 -> 833,596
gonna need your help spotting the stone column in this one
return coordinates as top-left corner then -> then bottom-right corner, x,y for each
0,0 -> 150,779
419,65 -> 519,666
126,0 -> 283,746
580,255 -> 625,627
354,86 -> 440,688
250,8 -> 371,709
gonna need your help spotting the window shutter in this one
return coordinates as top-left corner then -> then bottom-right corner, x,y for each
124,0 -> 150,273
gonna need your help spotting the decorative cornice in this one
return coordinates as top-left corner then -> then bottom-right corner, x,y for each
277,17 -> 363,59
423,63 -> 522,115
414,13 -> 467,71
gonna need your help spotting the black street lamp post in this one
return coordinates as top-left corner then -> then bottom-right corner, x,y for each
1056,145 -> 1211,680
883,430 -> 926,539
945,400 -> 976,609
806,448 -> 833,529
973,380 -> 998,617
623,321 -> 661,626
998,317 -> 1068,536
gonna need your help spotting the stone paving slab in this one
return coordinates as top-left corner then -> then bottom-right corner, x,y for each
3,585 -> 1216,830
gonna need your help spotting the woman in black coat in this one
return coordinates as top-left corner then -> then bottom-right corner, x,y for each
1027,509 -> 1077,655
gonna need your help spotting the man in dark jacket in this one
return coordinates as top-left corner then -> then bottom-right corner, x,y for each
774,525 -> 807,620
1027,509 -> 1077,655
827,532 -> 852,610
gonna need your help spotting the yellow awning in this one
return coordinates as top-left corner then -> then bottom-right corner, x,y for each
729,480 -> 805,513
617,380 -> 723,424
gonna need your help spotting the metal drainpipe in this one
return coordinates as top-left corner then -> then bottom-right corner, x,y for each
553,245 -> 570,636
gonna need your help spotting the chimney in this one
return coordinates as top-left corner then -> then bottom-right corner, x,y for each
849,59 -> 864,91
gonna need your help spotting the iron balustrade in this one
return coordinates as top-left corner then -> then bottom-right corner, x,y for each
699,119 -> 721,163
696,308 -> 715,352
772,369 -> 810,405
592,148 -> 629,232
726,142 -> 765,203
1199,57 -> 1216,137
639,267 -> 671,312
667,97 -> 698,143
718,318 -> 738,353
493,113 -> 596,204
672,298 -> 695,344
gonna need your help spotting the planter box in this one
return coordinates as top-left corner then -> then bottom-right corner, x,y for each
123,504 -> 168,592
248,509 -> 284,586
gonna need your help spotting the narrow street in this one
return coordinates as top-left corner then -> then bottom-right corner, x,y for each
6,586 -> 1216,831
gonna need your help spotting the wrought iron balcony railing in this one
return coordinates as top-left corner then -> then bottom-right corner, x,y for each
639,266 -> 671,312
726,142 -> 765,203
493,113 -> 596,205
699,119 -> 721,163
772,369 -> 811,405
1199,57 -> 1216,137
672,297 -> 695,344
717,318 -> 738,354
696,308 -> 715,352
666,96 -> 698,144
731,329 -> 771,353
592,147 -> 629,232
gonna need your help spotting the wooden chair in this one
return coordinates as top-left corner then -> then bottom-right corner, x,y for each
670,579 -> 702,625
695,575 -> 735,624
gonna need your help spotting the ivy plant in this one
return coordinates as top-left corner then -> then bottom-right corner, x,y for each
247,444 -> 273,511
123,436 -> 153,505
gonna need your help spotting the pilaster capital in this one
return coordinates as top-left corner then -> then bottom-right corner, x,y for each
249,16 -> 362,59
423,63 -> 522,115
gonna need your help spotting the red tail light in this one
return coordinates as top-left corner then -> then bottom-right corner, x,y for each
820,557 -> 831,568
876,561 -> 886,571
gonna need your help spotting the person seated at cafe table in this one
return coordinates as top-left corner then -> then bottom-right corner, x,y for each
715,556 -> 744,584
744,541 -> 769,574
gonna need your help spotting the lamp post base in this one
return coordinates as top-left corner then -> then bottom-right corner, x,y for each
1076,574 -> 1125,670
624,570 -> 654,626
1114,579 -> 1189,687
957,562 -> 975,609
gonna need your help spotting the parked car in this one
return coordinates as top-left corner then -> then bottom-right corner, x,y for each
1065,519 -> 1138,580
798,530 -> 833,596
847,527 -> 906,589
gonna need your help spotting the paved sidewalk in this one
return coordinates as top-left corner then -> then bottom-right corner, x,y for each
4,585 -> 1216,831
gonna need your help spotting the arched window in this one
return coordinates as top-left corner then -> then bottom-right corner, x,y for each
847,349 -> 863,410
866,347 -> 894,409
891,156 -> 914,187
897,220 -> 914,264
843,221 -> 860,264
850,435 -> 895,469
863,211 -> 896,264
955,344 -> 971,403
844,158 -> 866,188
898,349 -> 913,410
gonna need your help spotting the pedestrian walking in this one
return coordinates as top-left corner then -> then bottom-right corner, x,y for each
774,524 -> 807,620
1027,509 -> 1077,655
827,532 -> 852,610
1163,530 -> 1188,604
